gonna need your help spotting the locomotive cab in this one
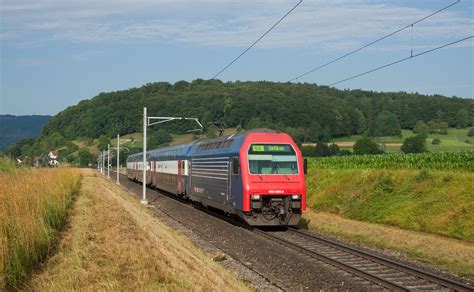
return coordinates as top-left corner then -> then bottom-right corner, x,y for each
237,133 -> 307,226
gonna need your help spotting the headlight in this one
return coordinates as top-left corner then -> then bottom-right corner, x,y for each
291,194 -> 301,200
251,194 -> 261,200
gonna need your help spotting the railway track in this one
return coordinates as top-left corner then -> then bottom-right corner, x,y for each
113,172 -> 473,291
255,228 -> 474,291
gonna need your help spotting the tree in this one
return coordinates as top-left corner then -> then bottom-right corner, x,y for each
329,143 -> 341,156
468,128 -> 474,137
427,121 -> 448,135
77,148 -> 94,167
401,135 -> 427,153
354,109 -> 368,135
353,137 -> 381,155
371,111 -> 401,137
455,109 -> 470,129
431,138 -> 441,145
97,135 -> 110,151
413,121 -> 429,137
148,129 -> 172,148
315,143 -> 331,157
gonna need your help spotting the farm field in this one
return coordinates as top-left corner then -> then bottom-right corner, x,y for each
329,128 -> 474,153
25,170 -> 249,291
309,151 -> 474,172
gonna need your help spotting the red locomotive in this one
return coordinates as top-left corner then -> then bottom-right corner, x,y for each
127,129 -> 306,226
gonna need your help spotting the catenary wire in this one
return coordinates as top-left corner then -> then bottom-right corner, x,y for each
328,35 -> 473,86
288,0 -> 461,82
211,0 -> 302,80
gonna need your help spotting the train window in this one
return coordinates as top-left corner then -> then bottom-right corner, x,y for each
232,157 -> 240,175
181,161 -> 185,175
248,144 -> 298,175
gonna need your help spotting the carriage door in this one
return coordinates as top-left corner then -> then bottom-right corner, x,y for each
229,157 -> 240,206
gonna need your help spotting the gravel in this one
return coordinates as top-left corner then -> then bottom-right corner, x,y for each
115,172 -> 380,291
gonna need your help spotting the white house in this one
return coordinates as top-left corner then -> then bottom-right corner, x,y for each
48,150 -> 59,167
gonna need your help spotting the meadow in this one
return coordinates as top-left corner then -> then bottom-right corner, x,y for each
306,168 -> 474,241
330,128 -> 474,153
0,158 -> 81,290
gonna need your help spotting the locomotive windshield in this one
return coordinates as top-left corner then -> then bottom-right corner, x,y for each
248,144 -> 298,175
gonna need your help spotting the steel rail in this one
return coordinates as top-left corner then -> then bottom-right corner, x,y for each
287,228 -> 474,291
254,228 -> 409,291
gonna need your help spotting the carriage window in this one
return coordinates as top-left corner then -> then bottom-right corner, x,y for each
248,144 -> 298,175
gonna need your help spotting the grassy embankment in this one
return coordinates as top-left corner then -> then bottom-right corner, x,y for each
0,157 -> 81,290
330,128 -> 474,153
304,152 -> 474,279
27,170 -> 249,291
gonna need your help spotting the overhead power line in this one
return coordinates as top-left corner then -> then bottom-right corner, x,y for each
211,0 -> 302,80
288,0 -> 461,82
328,35 -> 473,86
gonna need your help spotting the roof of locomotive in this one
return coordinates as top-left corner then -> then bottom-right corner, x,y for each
126,129 -> 284,161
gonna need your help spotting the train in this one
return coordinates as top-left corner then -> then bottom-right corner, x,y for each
126,129 -> 307,226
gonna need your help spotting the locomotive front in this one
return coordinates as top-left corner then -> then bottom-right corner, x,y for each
238,132 -> 306,226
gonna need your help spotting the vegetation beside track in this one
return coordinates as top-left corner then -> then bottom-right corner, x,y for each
27,170 -> 249,291
0,158 -> 81,290
309,151 -> 474,172
306,168 -> 474,241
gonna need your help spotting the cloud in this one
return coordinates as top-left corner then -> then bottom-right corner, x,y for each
1,0 -> 472,51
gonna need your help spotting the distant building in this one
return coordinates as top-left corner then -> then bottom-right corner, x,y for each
32,156 -> 42,167
48,150 -> 59,167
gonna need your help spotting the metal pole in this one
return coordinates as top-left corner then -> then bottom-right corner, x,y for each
116,134 -> 120,185
141,107 -> 148,204
102,150 -> 105,175
107,144 -> 110,178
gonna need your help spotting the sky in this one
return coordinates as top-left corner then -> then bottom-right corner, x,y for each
1,0 -> 473,116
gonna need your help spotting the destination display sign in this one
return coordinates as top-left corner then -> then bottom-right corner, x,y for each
250,144 -> 293,153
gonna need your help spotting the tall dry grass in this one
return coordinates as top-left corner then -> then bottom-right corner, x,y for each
0,163 -> 81,290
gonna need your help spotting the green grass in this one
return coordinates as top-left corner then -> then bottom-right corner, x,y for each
330,128 -> 474,153
0,156 -> 20,172
306,168 -> 474,241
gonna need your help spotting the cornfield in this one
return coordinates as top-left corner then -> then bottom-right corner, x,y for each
309,151 -> 474,172
0,159 -> 81,290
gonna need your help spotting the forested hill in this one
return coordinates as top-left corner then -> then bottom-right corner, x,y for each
0,115 -> 52,149
41,79 -> 473,142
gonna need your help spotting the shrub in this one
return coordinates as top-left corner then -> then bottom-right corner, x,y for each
315,143 -> 330,157
353,137 -> 381,155
431,138 -> 441,145
401,135 -> 427,153
329,143 -> 340,156
468,128 -> 474,137
414,121 -> 430,136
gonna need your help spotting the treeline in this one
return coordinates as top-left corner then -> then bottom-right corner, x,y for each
3,79 -> 474,158
40,80 -> 473,140
0,115 -> 51,149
